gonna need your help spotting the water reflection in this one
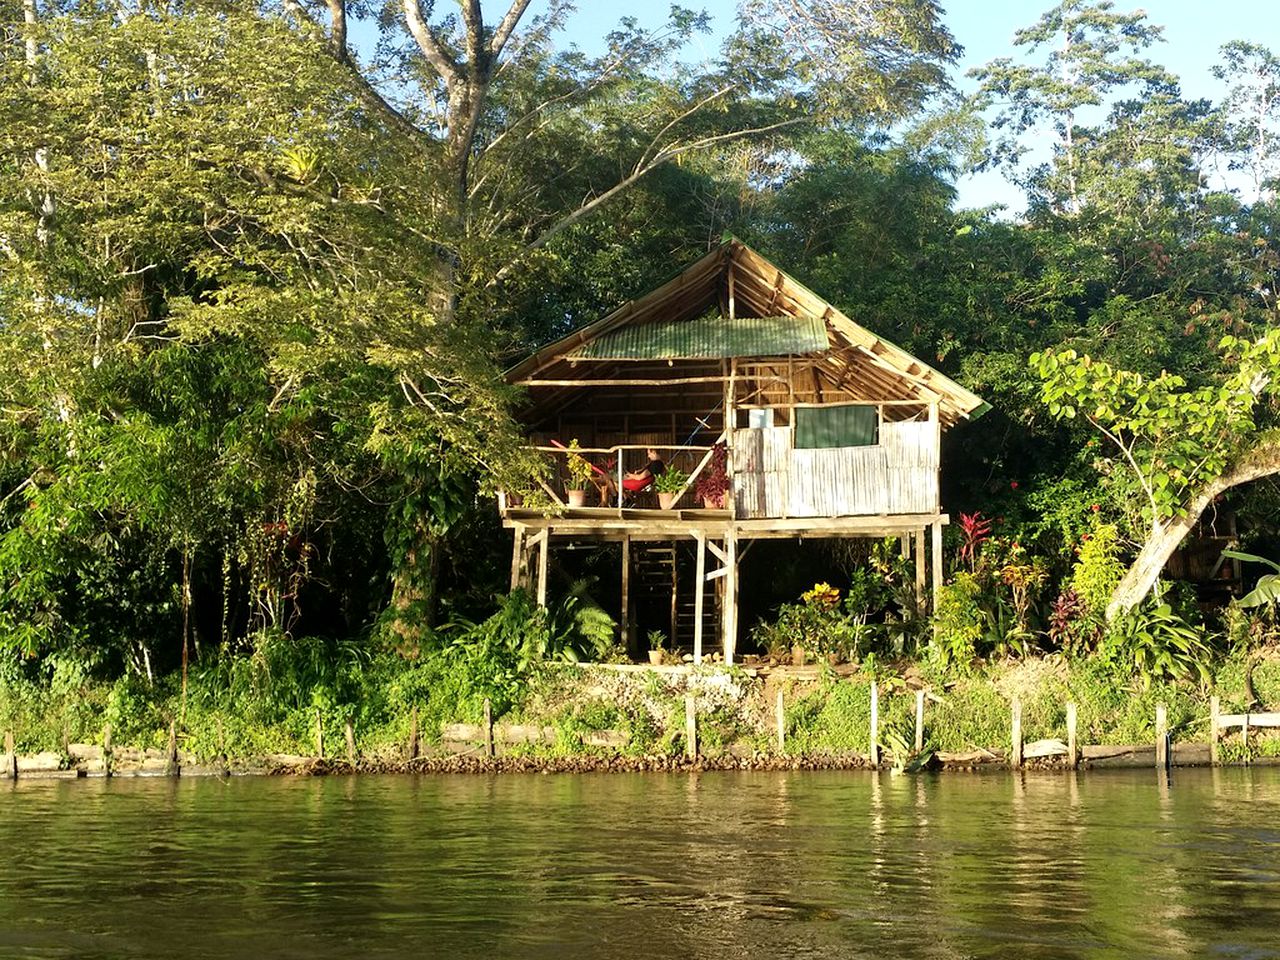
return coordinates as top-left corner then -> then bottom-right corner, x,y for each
2,768 -> 1279,959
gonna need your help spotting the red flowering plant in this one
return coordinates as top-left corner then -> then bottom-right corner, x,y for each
694,442 -> 729,508
957,512 -> 992,571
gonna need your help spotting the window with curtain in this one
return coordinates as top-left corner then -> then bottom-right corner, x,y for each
794,404 -> 879,449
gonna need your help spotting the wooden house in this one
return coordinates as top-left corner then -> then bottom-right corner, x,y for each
500,239 -> 988,664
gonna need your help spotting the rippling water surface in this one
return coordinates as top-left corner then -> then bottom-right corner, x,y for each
3,768 -> 1280,959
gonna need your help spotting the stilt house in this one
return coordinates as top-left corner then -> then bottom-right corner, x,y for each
501,239 -> 988,663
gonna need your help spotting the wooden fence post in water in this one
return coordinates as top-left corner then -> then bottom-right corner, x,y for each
1155,703 -> 1169,770
775,689 -> 785,754
1010,699 -> 1023,769
1066,702 -> 1078,770
914,689 -> 925,753
409,705 -> 420,761
1209,696 -> 1220,766
3,730 -> 15,781
345,720 -> 357,766
869,681 -> 880,769
165,720 -> 179,776
315,710 -> 325,760
102,723 -> 113,777
484,698 -> 495,758
1242,711 -> 1250,764
685,693 -> 698,759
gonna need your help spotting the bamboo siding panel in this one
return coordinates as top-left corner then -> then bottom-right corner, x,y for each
733,421 -> 937,518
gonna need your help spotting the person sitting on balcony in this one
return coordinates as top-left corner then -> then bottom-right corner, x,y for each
593,448 -> 666,505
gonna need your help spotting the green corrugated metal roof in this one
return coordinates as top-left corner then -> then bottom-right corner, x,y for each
569,312 -> 828,360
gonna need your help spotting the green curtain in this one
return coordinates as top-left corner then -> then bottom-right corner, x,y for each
794,404 -> 878,449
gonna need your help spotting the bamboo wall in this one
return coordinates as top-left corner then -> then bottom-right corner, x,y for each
731,420 -> 939,518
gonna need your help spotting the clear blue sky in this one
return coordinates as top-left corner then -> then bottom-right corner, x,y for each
539,0 -> 1263,212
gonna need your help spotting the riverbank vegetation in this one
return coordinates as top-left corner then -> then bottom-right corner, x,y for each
3,1 -> 1280,763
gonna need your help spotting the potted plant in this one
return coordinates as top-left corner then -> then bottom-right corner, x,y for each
564,439 -> 594,507
654,466 -> 688,510
647,629 -> 666,665
695,442 -> 729,509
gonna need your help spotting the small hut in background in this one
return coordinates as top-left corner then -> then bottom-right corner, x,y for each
499,239 -> 988,663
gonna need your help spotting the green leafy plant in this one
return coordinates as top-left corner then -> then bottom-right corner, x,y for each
653,467 -> 689,494
1221,549 -> 1280,607
564,440 -> 595,490
647,629 -> 666,651
930,573 -> 984,671
1101,603 -> 1214,687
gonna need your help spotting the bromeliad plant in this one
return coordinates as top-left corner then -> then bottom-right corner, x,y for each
564,439 -> 595,491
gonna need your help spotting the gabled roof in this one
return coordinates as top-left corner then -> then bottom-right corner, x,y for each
507,239 -> 989,429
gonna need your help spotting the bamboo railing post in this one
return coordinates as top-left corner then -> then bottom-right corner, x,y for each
345,719 -> 357,766
775,689 -> 786,754
1155,703 -> 1169,770
409,705 -> 420,761
685,693 -> 698,758
1066,702 -> 1078,770
1011,698 -> 1023,769
1209,696 -> 1220,766
484,698 -> 495,758
914,689 -> 925,753
869,681 -> 880,769
315,709 -> 325,760
3,730 -> 15,780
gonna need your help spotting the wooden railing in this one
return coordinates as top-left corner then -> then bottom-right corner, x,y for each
526,435 -> 726,509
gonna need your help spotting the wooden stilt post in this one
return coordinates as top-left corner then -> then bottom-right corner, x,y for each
1209,696 -> 1220,766
914,528 -> 926,611
620,536 -> 631,656
1066,702 -> 1078,770
536,533 -> 549,608
869,681 -> 880,768
669,543 -> 678,651
509,526 -> 525,591
345,719 -> 357,766
315,709 -> 325,759
685,693 -> 698,758
1011,698 -> 1023,769
3,730 -> 15,781
1155,703 -> 1169,770
900,534 -> 910,560
930,519 -> 944,607
914,689 -> 925,753
693,533 -> 706,664
723,532 -> 739,665
409,705 -> 420,761
484,698 -> 495,758
775,689 -> 786,754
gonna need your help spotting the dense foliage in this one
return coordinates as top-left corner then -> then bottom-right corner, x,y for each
3,0 -> 1280,747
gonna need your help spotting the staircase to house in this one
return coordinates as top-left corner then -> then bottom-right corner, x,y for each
631,543 -> 719,657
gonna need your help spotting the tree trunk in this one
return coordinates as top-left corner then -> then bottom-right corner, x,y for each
1107,438 -> 1280,618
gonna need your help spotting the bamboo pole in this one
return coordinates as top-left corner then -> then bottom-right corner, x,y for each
409,705 -> 420,761
1011,698 -> 1023,769
102,722 -> 113,777
1209,696 -> 1220,766
315,709 -> 325,759
484,698 -> 495,758
775,689 -> 786,754
345,720 -> 357,766
1155,703 -> 1169,770
869,681 -> 880,768
3,730 -> 15,781
1066,702 -> 1078,770
165,720 -> 179,776
1242,711 -> 1250,764
914,689 -> 925,753
693,533 -> 706,664
685,693 -> 698,758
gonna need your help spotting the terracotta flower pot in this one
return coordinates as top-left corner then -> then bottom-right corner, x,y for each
791,644 -> 806,667
566,489 -> 587,507
657,492 -> 677,510
648,649 -> 663,665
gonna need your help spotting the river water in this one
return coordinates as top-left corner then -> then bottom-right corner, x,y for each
2,768 -> 1279,959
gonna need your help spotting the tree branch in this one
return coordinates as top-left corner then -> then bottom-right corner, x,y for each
489,0 -> 533,61
402,0 -> 462,87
